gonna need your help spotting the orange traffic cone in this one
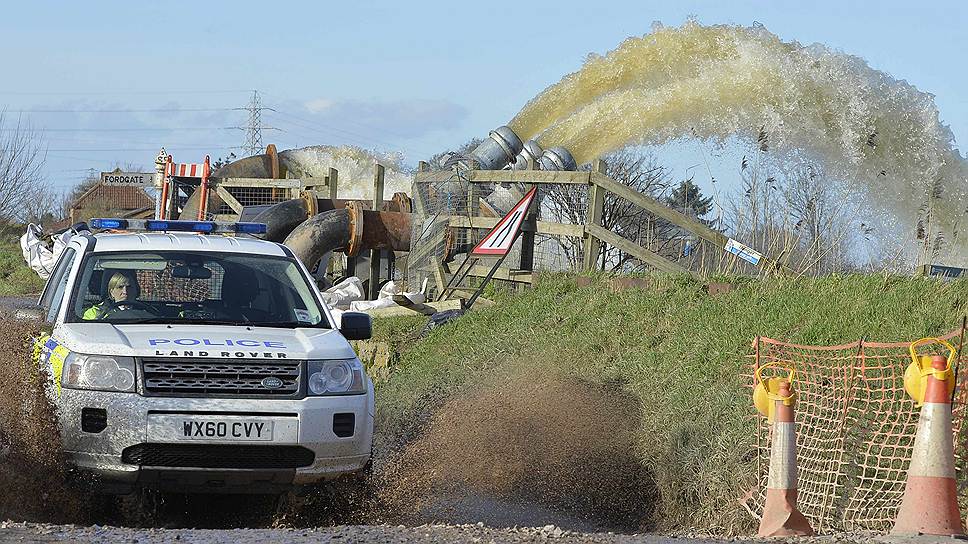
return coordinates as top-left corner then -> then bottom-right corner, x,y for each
892,355 -> 964,536
758,380 -> 814,538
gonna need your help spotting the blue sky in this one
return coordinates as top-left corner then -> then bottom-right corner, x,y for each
1,0 -> 965,191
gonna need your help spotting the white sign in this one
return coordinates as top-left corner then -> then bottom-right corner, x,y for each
724,238 -> 763,266
471,187 -> 537,256
100,172 -> 154,186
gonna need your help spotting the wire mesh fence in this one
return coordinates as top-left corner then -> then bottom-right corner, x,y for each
742,329 -> 968,533
209,185 -> 296,217
406,171 -> 590,296
406,167 -> 775,294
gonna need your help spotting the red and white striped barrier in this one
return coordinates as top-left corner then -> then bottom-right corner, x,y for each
166,161 -> 208,178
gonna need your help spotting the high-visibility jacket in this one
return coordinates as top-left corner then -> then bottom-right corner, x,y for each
82,303 -> 108,320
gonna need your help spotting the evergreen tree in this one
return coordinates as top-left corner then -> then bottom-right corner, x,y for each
665,178 -> 713,217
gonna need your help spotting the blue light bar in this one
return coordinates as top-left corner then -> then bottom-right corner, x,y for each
145,220 -> 217,232
90,218 -> 267,236
89,218 -> 128,230
235,222 -> 268,234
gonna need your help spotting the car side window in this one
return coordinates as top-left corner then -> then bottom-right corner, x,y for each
41,248 -> 77,323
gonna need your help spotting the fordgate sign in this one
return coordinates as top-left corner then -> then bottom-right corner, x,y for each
100,172 -> 154,186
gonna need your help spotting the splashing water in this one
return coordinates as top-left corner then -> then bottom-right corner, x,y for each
281,145 -> 412,199
510,21 -> 968,258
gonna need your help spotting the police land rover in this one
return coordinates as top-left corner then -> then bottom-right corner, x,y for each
31,218 -> 374,495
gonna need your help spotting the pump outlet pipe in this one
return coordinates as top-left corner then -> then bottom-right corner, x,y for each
255,192 -> 412,243
462,126 -> 524,170
511,140 -> 544,170
282,204 -> 411,271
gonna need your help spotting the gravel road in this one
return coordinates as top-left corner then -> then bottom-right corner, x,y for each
0,521 -> 736,544
3,522 -> 958,544
2,522 -> 951,544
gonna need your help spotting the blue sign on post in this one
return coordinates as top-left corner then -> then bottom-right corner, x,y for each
724,238 -> 763,266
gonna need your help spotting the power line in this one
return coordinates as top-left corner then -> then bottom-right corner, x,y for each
0,127 -> 236,132
0,89 -> 252,96
266,109 -> 437,158
5,108 -> 239,113
41,135 -> 230,147
259,90 -> 422,144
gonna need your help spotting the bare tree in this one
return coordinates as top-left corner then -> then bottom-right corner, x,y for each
0,112 -> 49,224
542,149 -> 674,271
725,154 -> 858,276
426,138 -> 484,170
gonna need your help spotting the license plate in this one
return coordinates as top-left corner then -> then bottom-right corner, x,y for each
179,419 -> 273,441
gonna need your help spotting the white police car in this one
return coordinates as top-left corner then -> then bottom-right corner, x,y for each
32,218 -> 374,495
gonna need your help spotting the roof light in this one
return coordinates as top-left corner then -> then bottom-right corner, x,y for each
90,218 -> 267,236
89,218 -> 128,230
145,220 -> 217,232
234,222 -> 268,235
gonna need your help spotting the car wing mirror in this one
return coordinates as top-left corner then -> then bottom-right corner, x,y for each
339,311 -> 372,340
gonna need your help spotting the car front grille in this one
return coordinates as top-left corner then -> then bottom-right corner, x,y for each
122,443 -> 314,469
141,358 -> 303,398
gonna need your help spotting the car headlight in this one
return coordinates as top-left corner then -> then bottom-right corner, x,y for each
62,354 -> 136,393
307,359 -> 365,396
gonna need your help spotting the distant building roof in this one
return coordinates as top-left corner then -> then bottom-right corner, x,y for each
73,183 -> 154,211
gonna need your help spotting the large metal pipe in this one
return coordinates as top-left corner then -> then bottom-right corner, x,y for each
538,146 -> 578,171
255,193 -> 412,243
178,187 -> 224,220
463,126 -> 524,170
255,198 -> 312,242
284,209 -> 351,273
510,140 -> 543,170
283,205 -> 411,270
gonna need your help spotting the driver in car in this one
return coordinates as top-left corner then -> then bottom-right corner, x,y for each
83,271 -> 141,320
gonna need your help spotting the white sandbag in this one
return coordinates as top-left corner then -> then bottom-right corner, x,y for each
20,224 -> 84,281
376,280 -> 426,304
20,224 -> 58,280
348,298 -> 397,312
320,276 -> 365,309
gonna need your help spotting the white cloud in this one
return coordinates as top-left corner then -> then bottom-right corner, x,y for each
304,98 -> 335,113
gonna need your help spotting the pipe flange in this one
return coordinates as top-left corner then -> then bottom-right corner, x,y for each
266,144 -> 280,179
345,200 -> 364,257
489,126 -> 524,163
299,190 -> 318,218
442,227 -> 456,262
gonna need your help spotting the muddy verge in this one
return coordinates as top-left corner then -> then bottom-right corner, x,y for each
0,318 -> 96,524
373,368 -> 657,532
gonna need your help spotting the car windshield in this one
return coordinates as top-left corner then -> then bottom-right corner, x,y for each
67,251 -> 329,328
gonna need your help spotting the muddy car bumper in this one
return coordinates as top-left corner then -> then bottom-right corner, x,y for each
58,388 -> 374,494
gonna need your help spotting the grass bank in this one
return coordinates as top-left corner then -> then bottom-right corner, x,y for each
371,273 -> 968,534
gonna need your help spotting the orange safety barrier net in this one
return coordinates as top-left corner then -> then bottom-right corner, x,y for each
742,326 -> 968,533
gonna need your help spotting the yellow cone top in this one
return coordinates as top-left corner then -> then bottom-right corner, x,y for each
754,363 -> 796,423
903,338 -> 956,406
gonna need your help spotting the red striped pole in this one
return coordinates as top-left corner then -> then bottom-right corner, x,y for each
892,355 -> 963,536
758,380 -> 814,537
